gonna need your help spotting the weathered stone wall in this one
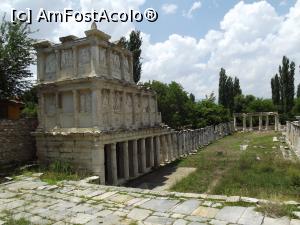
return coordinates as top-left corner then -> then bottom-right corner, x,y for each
285,121 -> 300,158
0,118 -> 37,171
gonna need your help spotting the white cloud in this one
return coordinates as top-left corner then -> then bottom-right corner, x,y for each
183,1 -> 202,18
161,3 -> 178,14
142,0 -> 300,99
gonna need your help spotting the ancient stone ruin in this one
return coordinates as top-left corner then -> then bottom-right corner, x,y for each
33,23 -> 233,185
233,112 -> 280,131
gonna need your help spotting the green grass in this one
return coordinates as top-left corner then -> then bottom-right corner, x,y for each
171,131 -> 300,201
5,218 -> 31,225
256,203 -> 299,218
12,161 -> 88,185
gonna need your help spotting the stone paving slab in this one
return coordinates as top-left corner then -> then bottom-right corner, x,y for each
215,206 -> 247,223
237,207 -> 264,225
172,199 -> 201,215
0,176 -> 299,225
140,199 -> 180,212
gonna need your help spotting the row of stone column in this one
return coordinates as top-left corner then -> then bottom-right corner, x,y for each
233,114 -> 280,131
104,136 -> 161,185
100,122 -> 234,186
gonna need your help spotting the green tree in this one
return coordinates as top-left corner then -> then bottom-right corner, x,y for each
127,30 -> 142,83
0,17 -> 35,99
297,84 -> 300,98
145,80 -> 230,129
225,76 -> 234,112
189,93 -> 195,102
218,68 -> 227,107
292,98 -> 300,115
278,56 -> 295,114
233,77 -> 242,97
271,74 -> 280,106
287,61 -> 295,112
247,98 -> 275,112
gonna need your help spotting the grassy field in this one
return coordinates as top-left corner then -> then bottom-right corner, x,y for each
171,131 -> 300,201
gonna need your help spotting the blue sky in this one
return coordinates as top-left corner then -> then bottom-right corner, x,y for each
1,0 -> 300,99
137,0 -> 296,42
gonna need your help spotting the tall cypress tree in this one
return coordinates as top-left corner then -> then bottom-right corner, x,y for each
271,74 -> 280,106
119,31 -> 142,83
287,61 -> 295,112
279,56 -> 289,113
274,56 -> 295,114
127,30 -> 142,83
297,84 -> 300,98
226,77 -> 234,112
218,68 -> 227,106
233,77 -> 242,97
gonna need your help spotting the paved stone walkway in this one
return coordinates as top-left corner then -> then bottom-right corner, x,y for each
0,175 -> 299,225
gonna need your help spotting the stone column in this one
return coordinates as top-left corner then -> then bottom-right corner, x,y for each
149,137 -> 155,168
249,116 -> 253,131
55,92 -> 60,128
132,139 -> 139,177
109,89 -> 114,128
55,49 -> 61,79
275,115 -> 279,131
178,132 -> 183,157
73,90 -> 79,127
140,138 -> 147,173
160,135 -> 167,163
121,91 -> 126,128
110,143 -> 118,185
259,114 -> 263,131
119,53 -> 125,80
37,93 -> 45,129
122,141 -> 129,180
154,136 -> 161,168
172,133 -> 178,159
167,134 -> 173,161
92,141 -> 105,184
72,46 -> 78,77
90,39 -> 100,75
92,89 -> 100,128
265,115 -> 269,130
243,114 -> 247,131
36,51 -> 45,82
233,115 -> 236,130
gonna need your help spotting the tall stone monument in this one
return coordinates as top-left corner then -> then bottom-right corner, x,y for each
33,23 -> 170,185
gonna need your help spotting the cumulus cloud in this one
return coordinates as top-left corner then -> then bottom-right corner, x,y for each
183,1 -> 202,18
142,0 -> 300,99
161,3 -> 178,14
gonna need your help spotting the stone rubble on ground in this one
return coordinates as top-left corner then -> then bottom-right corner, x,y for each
0,175 -> 299,225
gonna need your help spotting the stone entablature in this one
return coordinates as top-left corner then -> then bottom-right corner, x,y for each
233,112 -> 280,131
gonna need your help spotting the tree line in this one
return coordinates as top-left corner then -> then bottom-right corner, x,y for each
144,81 -> 230,129
271,56 -> 299,120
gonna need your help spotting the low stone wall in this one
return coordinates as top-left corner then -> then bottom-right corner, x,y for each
168,122 -> 234,160
285,121 -> 300,158
0,118 -> 37,172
